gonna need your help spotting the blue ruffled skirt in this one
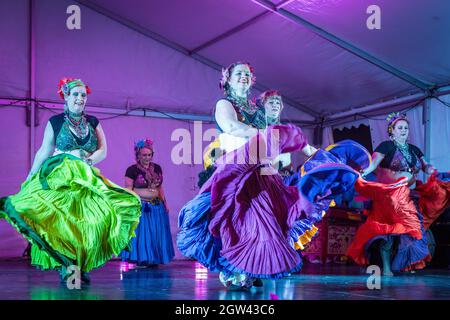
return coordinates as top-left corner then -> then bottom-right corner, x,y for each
121,200 -> 174,265
364,197 -> 431,272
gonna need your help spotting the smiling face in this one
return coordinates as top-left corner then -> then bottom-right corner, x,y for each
227,64 -> 253,95
65,86 -> 87,115
392,120 -> 409,142
264,95 -> 283,119
137,147 -> 154,167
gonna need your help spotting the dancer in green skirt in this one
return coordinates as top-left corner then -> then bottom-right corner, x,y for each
0,78 -> 141,284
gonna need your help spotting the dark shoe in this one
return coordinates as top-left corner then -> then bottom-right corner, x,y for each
81,272 -> 91,284
22,244 -> 32,258
253,278 -> 263,287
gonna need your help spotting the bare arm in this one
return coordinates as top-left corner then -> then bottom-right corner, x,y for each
125,176 -> 160,200
362,152 -> 385,177
215,99 -> 258,139
86,123 -> 107,165
420,157 -> 437,175
27,121 -> 55,180
124,176 -> 135,191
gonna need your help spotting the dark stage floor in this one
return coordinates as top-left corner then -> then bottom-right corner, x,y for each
1,258 -> 450,300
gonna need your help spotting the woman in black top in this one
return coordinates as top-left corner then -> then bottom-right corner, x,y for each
120,139 -> 174,267
362,113 -> 436,187
348,113 -> 449,276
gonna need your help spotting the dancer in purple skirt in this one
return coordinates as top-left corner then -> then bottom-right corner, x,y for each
177,62 -> 338,289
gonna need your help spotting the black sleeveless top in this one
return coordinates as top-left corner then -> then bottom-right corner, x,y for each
125,164 -> 163,189
375,140 -> 423,173
49,113 -> 99,153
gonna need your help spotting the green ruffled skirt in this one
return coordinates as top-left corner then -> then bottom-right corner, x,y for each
0,154 -> 141,272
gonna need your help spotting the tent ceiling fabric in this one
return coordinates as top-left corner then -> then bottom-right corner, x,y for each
83,0 -> 450,117
284,0 -> 450,85
84,0 -> 267,50
196,13 -> 417,115
0,0 -> 29,98
32,0 -> 230,117
2,0 -> 449,121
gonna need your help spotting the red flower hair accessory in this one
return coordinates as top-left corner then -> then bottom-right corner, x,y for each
57,78 -> 91,99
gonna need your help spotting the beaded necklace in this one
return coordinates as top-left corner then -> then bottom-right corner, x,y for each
393,139 -> 415,174
226,92 -> 270,130
136,162 -> 163,189
226,92 -> 258,115
64,111 -> 89,139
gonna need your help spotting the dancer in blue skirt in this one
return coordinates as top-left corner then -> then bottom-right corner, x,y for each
120,138 -> 174,267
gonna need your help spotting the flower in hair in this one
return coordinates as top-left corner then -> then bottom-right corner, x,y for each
135,138 -> 154,150
219,62 -> 256,93
386,112 -> 408,135
57,77 -> 91,99
386,112 -> 407,126
219,67 -> 230,90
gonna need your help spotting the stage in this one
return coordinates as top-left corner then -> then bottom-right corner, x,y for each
1,258 -> 450,300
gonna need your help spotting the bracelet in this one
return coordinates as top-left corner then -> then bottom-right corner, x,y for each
423,164 -> 433,174
84,158 -> 93,166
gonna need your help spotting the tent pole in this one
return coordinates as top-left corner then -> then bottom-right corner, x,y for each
29,0 -> 36,172
1,98 -> 318,128
190,12 -> 270,54
323,85 -> 450,127
189,1 -> 302,54
313,117 -> 324,146
327,92 -> 426,121
423,98 -> 432,165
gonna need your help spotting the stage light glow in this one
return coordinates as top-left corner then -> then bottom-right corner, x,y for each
194,262 -> 209,299
119,262 -> 136,273
194,262 -> 208,280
